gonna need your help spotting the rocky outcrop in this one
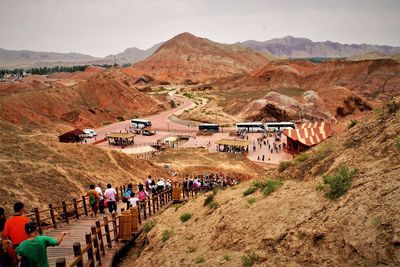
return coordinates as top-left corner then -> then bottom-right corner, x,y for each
239,88 -> 371,123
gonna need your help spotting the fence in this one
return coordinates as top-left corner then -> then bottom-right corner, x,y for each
53,188 -> 176,267
23,180 -> 218,266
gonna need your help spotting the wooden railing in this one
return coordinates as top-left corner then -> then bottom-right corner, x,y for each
25,185 -> 129,234
54,189 -> 175,267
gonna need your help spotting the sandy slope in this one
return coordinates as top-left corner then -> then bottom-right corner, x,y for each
120,104 -> 400,267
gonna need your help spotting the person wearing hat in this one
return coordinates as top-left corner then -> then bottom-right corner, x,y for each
16,222 -> 68,267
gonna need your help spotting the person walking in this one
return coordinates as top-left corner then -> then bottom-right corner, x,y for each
0,207 -> 12,267
16,222 -> 68,267
3,202 -> 30,265
86,185 -> 100,217
104,184 -> 117,214
128,193 -> 139,209
95,183 -> 105,214
123,184 -> 133,210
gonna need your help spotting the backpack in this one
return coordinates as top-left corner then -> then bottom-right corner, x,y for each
89,193 -> 97,206
122,190 -> 130,203
139,191 -> 146,201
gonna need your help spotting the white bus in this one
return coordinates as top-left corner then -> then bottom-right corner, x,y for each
199,123 -> 219,132
131,119 -> 152,129
236,122 -> 265,133
265,122 -> 295,132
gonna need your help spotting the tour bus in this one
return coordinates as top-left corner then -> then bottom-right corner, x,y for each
131,119 -> 152,129
198,123 -> 220,132
265,122 -> 295,132
236,122 -> 265,133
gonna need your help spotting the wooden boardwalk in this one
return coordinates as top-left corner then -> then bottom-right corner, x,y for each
19,183 -> 200,267
46,207 -> 123,266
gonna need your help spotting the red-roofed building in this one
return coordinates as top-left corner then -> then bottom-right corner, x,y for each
282,122 -> 331,154
58,129 -> 85,143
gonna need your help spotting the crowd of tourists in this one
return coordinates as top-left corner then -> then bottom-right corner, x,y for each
183,172 -> 240,190
0,202 -> 68,267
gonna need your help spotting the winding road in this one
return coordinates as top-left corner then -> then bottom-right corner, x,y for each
88,95 -> 197,144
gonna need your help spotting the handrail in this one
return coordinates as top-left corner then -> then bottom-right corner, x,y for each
49,175 -> 234,266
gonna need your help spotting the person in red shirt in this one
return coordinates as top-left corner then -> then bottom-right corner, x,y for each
3,202 -> 30,265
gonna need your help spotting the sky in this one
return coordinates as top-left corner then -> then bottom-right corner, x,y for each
0,0 -> 399,57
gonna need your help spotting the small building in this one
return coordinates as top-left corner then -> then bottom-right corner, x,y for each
282,122 -> 331,154
59,129 -> 85,143
215,139 -> 250,154
106,132 -> 135,146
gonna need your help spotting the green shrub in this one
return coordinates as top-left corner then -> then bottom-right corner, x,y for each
241,251 -> 259,267
172,203 -> 183,211
194,256 -> 205,264
347,120 -> 357,129
395,136 -> 400,150
278,161 -> 292,172
294,152 -> 310,163
180,213 -> 192,223
117,116 -> 125,122
243,186 -> 257,196
313,140 -> 333,160
261,179 -> 283,196
143,220 -> 156,232
204,194 -> 214,206
223,255 -> 231,261
247,197 -> 256,205
185,234 -> 194,240
252,180 -> 267,190
162,229 -> 172,242
317,166 -> 358,199
212,188 -> 219,195
207,200 -> 219,209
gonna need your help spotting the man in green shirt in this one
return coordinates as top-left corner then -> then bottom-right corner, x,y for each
16,222 -> 68,267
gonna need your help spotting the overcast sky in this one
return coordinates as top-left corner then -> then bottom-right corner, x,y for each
0,0 -> 399,57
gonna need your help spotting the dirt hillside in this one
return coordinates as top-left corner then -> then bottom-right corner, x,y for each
124,32 -> 273,83
0,69 -> 170,132
121,102 -> 400,267
0,120 -> 168,212
151,147 -> 267,180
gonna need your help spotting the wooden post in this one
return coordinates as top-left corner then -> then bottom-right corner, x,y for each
91,226 -> 102,265
62,201 -> 69,224
55,258 -> 67,267
147,197 -> 152,216
49,204 -> 57,229
142,201 -> 147,220
72,242 -> 84,267
103,216 -> 112,248
82,196 -> 88,216
34,208 -> 42,234
85,233 -> 95,267
152,195 -> 156,213
95,221 -> 105,255
112,213 -> 118,243
156,194 -> 160,210
137,201 -> 142,225
73,199 -> 79,219
131,207 -> 139,232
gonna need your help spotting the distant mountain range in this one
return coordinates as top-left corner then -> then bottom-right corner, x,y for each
239,36 -> 400,58
1,34 -> 400,68
0,43 -> 163,69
